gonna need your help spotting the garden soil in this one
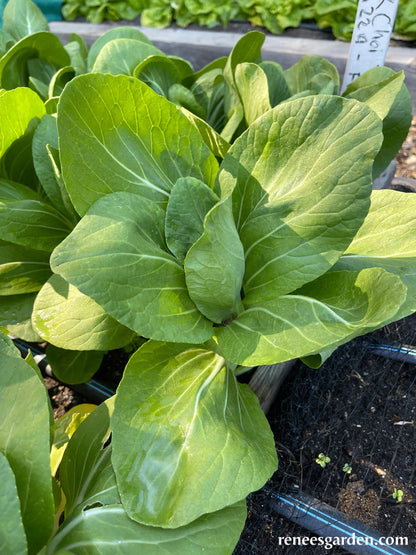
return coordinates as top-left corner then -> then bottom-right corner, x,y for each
45,121 -> 416,553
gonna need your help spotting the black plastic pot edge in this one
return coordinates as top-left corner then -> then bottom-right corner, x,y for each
12,338 -> 115,403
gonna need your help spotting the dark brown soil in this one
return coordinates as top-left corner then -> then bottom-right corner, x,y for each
236,315 -> 416,554
44,376 -> 87,419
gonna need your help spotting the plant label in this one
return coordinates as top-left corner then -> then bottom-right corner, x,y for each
341,0 -> 399,92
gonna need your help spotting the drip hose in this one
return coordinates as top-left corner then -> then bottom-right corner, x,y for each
365,342 -> 416,365
265,489 -> 413,554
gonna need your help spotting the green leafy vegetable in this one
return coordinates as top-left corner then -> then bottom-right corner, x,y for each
112,341 -> 275,527
33,274 -> 136,351
3,0 -> 49,42
57,73 -> 218,216
343,67 -> 412,178
50,403 -> 96,476
51,191 -> 214,343
0,451 -> 27,555
91,38 -> 165,75
45,345 -> 104,384
0,334 -> 54,554
52,71 -> 415,370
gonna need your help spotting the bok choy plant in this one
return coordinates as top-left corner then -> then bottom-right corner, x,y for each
28,70 -> 415,530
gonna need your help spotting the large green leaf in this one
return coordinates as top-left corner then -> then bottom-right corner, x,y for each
343,69 -> 405,120
33,274 -> 136,350
0,33 -> 70,90
343,67 -> 412,179
185,197 -> 245,323
87,26 -> 153,70
3,0 -> 49,42
0,87 -> 45,158
46,345 -> 104,385
165,177 -> 219,263
49,501 -> 245,554
57,398 -> 246,554
51,192 -> 213,343
91,38 -> 164,76
334,190 -> 416,322
217,95 -> 383,305
112,341 -> 276,528
284,55 -> 339,95
0,336 -> 54,554
48,502 -> 246,554
0,240 -> 51,295
0,197 -> 72,252
0,452 -> 27,555
57,73 -> 218,216
215,267 -> 407,366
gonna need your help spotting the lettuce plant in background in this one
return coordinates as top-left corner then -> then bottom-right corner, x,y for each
62,0 -> 145,25
314,0 -> 416,41
0,330 -> 246,553
59,0 -> 416,41
393,0 -> 416,39
238,0 -> 314,34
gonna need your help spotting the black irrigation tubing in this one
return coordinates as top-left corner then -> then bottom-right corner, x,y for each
12,337 -> 415,552
364,342 -> 416,365
265,488 -> 414,555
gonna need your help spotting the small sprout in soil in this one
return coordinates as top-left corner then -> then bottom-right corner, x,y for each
316,453 -> 331,468
391,488 -> 404,503
343,463 -> 352,474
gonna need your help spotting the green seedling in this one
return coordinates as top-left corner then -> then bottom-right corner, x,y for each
316,453 -> 331,468
391,488 -> 404,503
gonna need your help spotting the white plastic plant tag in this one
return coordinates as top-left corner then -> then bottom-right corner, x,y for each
341,0 -> 400,92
